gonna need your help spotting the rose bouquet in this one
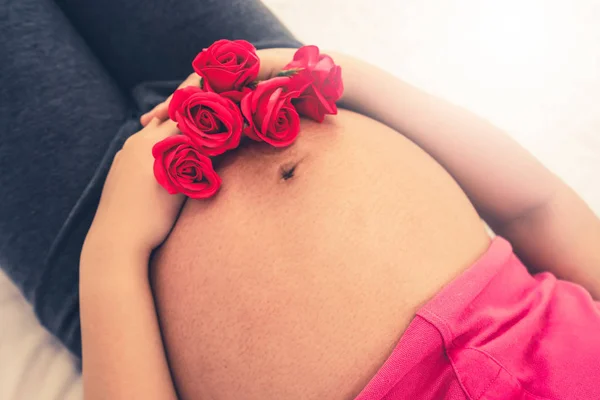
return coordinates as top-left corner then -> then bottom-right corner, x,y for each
153,40 -> 344,199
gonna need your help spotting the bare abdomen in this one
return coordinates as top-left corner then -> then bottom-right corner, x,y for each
151,109 -> 490,400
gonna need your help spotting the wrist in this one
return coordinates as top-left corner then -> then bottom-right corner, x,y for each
80,240 -> 151,278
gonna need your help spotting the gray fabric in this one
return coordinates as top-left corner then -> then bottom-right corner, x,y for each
0,0 -> 301,358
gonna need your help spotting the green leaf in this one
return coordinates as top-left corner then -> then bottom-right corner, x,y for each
199,77 -> 205,90
276,68 -> 304,77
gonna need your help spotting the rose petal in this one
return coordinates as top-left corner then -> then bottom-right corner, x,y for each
196,109 -> 218,132
287,71 -> 313,97
314,54 -> 335,72
192,39 -> 259,93
221,87 -> 252,103
169,87 -> 202,121
152,135 -> 198,195
233,40 -> 258,53
261,87 -> 283,134
185,163 -> 222,199
294,96 -> 326,122
152,135 -> 189,158
201,69 -> 242,93
265,105 -> 299,147
285,45 -> 320,70
153,157 -> 178,194
240,91 -> 261,142
217,51 -> 238,66
171,91 -> 243,156
311,83 -> 335,114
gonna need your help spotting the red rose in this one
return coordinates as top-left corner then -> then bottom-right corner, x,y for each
285,45 -> 344,122
192,39 -> 260,93
240,77 -> 307,147
168,86 -> 243,157
152,135 -> 221,199
219,86 -> 253,104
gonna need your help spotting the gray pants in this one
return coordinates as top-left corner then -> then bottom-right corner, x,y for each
0,0 -> 300,358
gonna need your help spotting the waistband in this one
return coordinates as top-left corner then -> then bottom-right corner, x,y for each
416,236 -> 513,345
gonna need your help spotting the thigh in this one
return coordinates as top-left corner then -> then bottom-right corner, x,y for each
53,0 -> 302,91
0,0 -> 133,356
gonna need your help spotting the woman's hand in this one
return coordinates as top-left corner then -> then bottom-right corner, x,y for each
140,73 -> 201,126
82,118 -> 184,269
80,118 -> 181,400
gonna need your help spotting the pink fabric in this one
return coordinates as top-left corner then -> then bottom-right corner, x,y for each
355,237 -> 600,400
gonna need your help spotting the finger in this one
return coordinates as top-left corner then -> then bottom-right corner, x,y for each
155,120 -> 180,137
148,100 -> 170,124
141,100 -> 170,126
146,117 -> 161,128
140,112 -> 155,126
139,119 -> 179,141
141,92 -> 175,125
125,119 -> 179,154
140,73 -> 201,126
256,48 -> 298,80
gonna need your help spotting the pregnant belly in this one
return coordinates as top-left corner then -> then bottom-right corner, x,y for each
151,109 -> 490,400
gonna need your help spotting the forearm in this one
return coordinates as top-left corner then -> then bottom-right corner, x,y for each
500,187 -> 600,299
340,55 -> 600,296
80,251 -> 177,400
342,56 -> 600,296
340,56 -> 564,222
336,56 -> 600,293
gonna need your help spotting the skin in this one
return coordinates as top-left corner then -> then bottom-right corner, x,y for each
80,117 -> 181,400
81,49 -> 600,400
152,109 -> 490,399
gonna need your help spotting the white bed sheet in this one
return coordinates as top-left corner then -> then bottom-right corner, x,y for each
1,0 -> 599,398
